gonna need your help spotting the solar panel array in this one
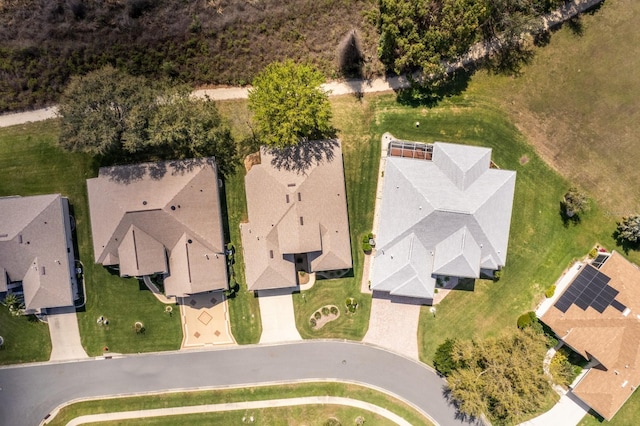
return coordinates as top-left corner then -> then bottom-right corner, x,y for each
591,254 -> 609,269
554,265 -> 624,313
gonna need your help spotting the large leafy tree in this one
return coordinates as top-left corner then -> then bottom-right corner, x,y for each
137,88 -> 237,176
376,0 -> 563,77
248,60 -> 333,148
57,66 -> 157,155
445,328 -> 551,423
617,215 -> 640,244
562,187 -> 589,218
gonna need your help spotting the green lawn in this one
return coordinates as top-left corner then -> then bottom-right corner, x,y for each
291,95 -> 378,340
91,406 -> 395,426
47,382 -> 430,426
217,99 -> 262,344
0,308 -> 50,365
0,120 -> 182,357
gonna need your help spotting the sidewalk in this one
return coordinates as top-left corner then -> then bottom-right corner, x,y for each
64,396 -> 413,426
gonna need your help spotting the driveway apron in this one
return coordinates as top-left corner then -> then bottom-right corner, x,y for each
47,306 -> 88,361
257,288 -> 302,344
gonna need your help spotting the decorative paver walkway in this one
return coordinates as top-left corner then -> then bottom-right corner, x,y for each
64,396 -> 413,426
364,294 -> 421,360
180,292 -> 235,348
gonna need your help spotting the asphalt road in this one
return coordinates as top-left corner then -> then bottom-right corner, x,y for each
0,341 -> 466,426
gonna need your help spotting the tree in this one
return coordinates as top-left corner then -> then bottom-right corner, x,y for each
562,187 -> 589,218
129,88 -> 237,176
617,215 -> 640,244
248,60 -> 333,148
433,337 -> 459,376
57,66 -> 157,155
446,328 -> 551,423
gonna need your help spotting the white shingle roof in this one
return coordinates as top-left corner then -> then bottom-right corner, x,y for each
371,140 -> 516,299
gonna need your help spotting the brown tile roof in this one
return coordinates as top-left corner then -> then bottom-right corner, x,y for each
0,194 -> 76,311
541,251 -> 640,420
241,140 -> 352,291
87,158 -> 227,297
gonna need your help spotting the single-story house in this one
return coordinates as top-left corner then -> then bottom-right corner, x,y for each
241,140 -> 352,291
541,251 -> 640,421
87,158 -> 227,297
0,194 -> 77,313
370,138 -> 516,300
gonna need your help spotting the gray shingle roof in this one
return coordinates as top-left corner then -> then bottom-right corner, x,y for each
0,194 -> 76,311
371,140 -> 516,299
87,158 -> 227,297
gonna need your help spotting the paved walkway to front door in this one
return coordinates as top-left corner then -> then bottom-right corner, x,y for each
48,306 -> 89,361
180,292 -> 235,348
257,288 -> 302,344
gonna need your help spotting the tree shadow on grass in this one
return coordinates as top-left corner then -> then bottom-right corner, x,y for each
396,70 -> 472,108
559,202 -> 582,228
612,229 -> 640,255
442,386 -> 482,425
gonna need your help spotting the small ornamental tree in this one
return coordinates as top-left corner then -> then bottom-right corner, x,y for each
248,60 -> 333,148
617,215 -> 640,244
562,187 -> 588,218
434,338 -> 459,376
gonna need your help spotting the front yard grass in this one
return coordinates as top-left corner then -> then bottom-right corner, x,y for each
291,94 -> 378,340
0,307 -> 50,365
0,120 -> 182,357
47,382 -> 430,426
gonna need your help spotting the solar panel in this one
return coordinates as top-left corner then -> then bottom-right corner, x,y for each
553,265 -> 618,313
611,299 -> 627,313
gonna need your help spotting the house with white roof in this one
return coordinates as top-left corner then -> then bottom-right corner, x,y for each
370,138 -> 516,301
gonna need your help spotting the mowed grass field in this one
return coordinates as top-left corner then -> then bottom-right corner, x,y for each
477,0 -> 640,217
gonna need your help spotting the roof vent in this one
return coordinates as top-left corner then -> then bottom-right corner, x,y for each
18,234 -> 23,243
41,266 -> 46,275
622,380 -> 629,388
298,193 -> 302,201
187,239 -> 193,244
269,250 -> 274,259
623,308 -> 631,317
171,206 -> 176,211
286,195 -> 290,203
287,183 -> 296,187
299,217 -> 304,226
142,201 -> 148,205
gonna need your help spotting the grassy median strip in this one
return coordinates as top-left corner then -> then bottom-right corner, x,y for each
85,405 -> 396,426
47,382 -> 430,426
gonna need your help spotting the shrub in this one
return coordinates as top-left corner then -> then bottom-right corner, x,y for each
314,311 -> 322,320
368,232 -> 374,240
345,297 -> 358,313
322,306 -> 330,316
517,311 -> 538,330
330,306 -> 338,315
309,318 -> 317,327
362,234 -> 369,244
545,285 -> 556,298
588,247 -> 598,259
362,242 -> 372,252
493,269 -> 502,282
434,338 -> 459,376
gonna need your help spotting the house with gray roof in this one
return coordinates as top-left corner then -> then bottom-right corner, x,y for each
87,158 -> 227,297
0,194 -> 77,313
370,139 -> 516,301
241,140 -> 352,291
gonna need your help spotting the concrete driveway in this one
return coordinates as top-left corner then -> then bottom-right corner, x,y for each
363,292 -> 423,360
257,288 -> 301,344
519,392 -> 590,426
47,306 -> 88,361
